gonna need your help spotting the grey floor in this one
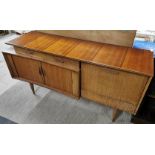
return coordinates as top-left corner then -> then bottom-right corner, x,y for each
0,33 -> 131,124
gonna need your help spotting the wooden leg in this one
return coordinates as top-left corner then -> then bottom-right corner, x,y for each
112,109 -> 122,122
29,83 -> 35,95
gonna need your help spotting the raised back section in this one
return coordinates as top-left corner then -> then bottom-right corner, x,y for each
38,30 -> 136,47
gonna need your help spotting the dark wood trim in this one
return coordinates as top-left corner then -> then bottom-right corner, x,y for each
29,83 -> 35,94
112,109 -> 122,122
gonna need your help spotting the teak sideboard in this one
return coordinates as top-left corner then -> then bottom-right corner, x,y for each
3,31 -> 154,121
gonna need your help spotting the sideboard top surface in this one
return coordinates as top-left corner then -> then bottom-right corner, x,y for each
7,31 -> 154,77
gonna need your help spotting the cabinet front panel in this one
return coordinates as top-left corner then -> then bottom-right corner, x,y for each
3,52 -> 80,98
81,63 -> 148,112
12,55 -> 44,84
42,63 -> 73,95
14,47 -> 80,72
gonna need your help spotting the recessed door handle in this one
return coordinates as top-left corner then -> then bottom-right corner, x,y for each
41,67 -> 46,76
39,67 -> 42,75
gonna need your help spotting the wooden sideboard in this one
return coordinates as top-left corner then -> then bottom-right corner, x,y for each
3,31 -> 154,121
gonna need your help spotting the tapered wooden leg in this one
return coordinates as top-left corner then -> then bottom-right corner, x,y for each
112,109 -> 122,122
29,83 -> 35,94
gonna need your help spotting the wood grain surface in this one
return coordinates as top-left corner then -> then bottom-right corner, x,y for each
81,63 -> 148,114
38,30 -> 136,47
3,52 -> 80,98
14,47 -> 80,72
42,62 -> 73,94
93,44 -> 127,67
8,31 -> 43,47
122,48 -> 154,76
66,40 -> 103,61
7,31 -> 154,77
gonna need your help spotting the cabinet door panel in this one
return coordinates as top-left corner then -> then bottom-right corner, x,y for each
3,53 -> 43,84
42,63 -> 73,94
81,63 -> 148,112
12,56 -> 43,83
3,52 -> 80,98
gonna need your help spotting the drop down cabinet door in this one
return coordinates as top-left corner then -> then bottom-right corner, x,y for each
81,63 -> 149,114
3,52 -> 80,98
